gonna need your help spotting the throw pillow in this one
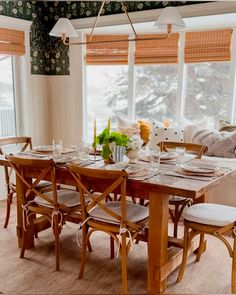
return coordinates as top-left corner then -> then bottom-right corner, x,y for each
218,120 -> 236,132
149,121 -> 184,150
116,114 -> 140,137
138,120 -> 151,145
190,126 -> 236,158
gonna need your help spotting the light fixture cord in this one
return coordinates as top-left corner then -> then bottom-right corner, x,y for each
88,0 -> 106,42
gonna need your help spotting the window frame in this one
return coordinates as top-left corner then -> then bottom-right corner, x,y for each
84,28 -> 236,137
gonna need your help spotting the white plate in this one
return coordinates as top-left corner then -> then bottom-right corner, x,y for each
105,163 -> 143,174
33,145 -> 53,153
160,152 -> 177,160
180,161 -> 219,174
33,146 -> 74,154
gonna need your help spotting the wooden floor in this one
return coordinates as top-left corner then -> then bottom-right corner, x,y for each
0,199 -> 233,294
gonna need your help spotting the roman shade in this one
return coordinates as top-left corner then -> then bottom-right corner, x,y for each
86,35 -> 129,65
134,33 -> 179,64
0,28 -> 25,56
185,29 -> 232,63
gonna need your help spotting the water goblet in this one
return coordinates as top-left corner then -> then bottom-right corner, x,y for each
175,147 -> 185,166
53,139 -> 62,159
150,148 -> 160,172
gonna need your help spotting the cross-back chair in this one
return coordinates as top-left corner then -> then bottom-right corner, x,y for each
159,141 -> 208,238
177,203 -> 236,293
6,155 -> 82,271
67,165 -> 149,294
0,136 -> 53,228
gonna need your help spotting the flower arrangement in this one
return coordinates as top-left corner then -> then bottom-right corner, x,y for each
95,127 -> 129,161
127,135 -> 143,152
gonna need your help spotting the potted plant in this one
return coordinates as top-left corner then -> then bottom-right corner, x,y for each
96,128 -> 129,163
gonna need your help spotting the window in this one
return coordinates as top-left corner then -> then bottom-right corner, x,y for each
84,29 -> 236,141
135,64 -> 178,122
184,62 -> 230,128
0,54 -> 16,137
86,65 -> 128,142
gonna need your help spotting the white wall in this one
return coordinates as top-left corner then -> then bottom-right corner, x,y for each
49,40 -> 84,146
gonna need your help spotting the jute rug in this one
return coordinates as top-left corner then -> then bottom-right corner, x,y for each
0,200 -> 233,294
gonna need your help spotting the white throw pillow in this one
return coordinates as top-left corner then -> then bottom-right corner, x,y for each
190,126 -> 236,158
116,114 -> 140,137
149,121 -> 184,149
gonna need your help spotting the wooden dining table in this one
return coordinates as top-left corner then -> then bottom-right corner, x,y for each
1,154 -> 235,294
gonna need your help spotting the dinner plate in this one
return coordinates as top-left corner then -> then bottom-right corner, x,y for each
160,152 -> 177,160
33,145 -> 53,153
140,152 -> 177,162
105,163 -> 143,174
33,146 -> 74,154
180,161 -> 219,174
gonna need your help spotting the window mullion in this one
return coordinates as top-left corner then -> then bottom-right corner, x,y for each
176,31 -> 186,121
228,28 -> 236,123
128,34 -> 135,120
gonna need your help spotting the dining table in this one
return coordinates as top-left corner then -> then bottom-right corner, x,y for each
1,150 -> 236,294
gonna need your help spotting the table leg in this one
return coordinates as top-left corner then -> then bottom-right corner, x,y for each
148,192 -> 169,293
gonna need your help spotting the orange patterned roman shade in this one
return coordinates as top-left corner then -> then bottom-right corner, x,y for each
86,35 -> 129,65
0,28 -> 25,56
134,33 -> 179,64
185,29 -> 232,63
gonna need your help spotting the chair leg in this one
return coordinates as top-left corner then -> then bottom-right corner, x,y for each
232,232 -> 236,293
121,233 -> 128,294
20,228 -> 27,258
4,192 -> 13,228
87,239 -> 92,252
196,233 -> 205,262
177,225 -> 190,283
173,204 -> 180,238
78,225 -> 88,279
110,236 -> 115,259
53,214 -> 61,271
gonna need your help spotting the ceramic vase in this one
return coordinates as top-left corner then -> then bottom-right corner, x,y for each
126,149 -> 139,164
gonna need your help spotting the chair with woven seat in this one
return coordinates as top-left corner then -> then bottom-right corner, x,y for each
159,141 -> 208,238
6,155 -> 82,271
0,136 -> 52,228
177,203 -> 236,293
67,165 -> 149,294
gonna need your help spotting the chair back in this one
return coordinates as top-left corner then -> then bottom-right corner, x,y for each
0,137 -> 32,187
159,141 -> 208,159
0,136 -> 32,155
5,155 -> 62,209
67,165 -> 139,230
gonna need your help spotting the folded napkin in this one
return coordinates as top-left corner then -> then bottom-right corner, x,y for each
127,168 -> 149,178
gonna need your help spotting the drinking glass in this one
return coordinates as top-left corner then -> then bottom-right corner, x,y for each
150,148 -> 160,172
175,147 -> 185,165
53,139 -> 62,157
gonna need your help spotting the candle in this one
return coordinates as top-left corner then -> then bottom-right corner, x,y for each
93,118 -> 97,149
107,118 -> 111,133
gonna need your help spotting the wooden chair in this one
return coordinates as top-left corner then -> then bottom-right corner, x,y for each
67,165 -> 149,294
177,203 -> 236,293
159,141 -> 208,238
6,155 -> 82,271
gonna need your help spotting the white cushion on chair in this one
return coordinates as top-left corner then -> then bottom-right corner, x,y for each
89,201 -> 149,224
35,180 -> 51,188
34,189 -> 81,208
183,203 -> 236,226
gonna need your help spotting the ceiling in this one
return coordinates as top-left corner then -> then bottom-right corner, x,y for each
80,12 -> 236,34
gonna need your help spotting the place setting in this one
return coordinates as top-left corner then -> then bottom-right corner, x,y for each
164,159 -> 231,181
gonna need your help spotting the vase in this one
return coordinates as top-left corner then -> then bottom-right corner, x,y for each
111,145 -> 126,163
126,149 -> 140,164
